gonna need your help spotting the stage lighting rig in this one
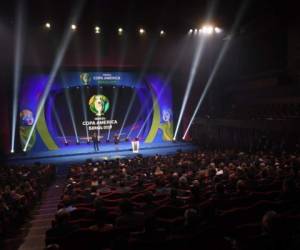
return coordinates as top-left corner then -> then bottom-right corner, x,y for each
95,26 -> 100,34
139,28 -> 145,35
71,24 -> 77,31
202,25 -> 213,34
45,22 -> 51,29
214,27 -> 222,33
118,27 -> 123,35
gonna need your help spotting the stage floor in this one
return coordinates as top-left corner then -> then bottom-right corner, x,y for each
8,142 -> 197,166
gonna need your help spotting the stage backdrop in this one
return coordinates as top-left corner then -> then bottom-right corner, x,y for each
19,71 -> 173,152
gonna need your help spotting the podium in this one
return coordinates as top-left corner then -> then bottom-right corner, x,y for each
131,140 -> 140,153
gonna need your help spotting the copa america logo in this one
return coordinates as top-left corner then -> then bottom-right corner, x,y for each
80,72 -> 91,85
88,95 -> 110,116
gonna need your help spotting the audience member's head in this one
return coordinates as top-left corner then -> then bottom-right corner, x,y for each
262,210 -> 278,234
119,199 -> 133,215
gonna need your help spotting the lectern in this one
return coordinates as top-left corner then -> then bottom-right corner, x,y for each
131,138 -> 140,153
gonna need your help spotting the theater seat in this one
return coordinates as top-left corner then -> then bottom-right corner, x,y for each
69,208 -> 95,220
60,229 -> 114,250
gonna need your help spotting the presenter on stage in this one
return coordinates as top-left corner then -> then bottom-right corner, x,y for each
92,132 -> 99,151
113,134 -> 120,150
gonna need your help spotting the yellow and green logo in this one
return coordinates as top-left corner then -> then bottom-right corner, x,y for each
80,72 -> 91,85
88,95 -> 110,116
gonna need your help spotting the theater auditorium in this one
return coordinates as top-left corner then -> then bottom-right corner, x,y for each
0,0 -> 299,250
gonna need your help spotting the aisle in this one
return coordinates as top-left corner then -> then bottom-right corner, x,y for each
17,177 -> 65,250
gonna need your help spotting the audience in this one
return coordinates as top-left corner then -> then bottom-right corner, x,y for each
0,164 -> 55,244
45,150 -> 300,249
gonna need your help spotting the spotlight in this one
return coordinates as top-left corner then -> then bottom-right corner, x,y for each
160,30 -> 165,36
71,24 -> 77,31
87,140 -> 90,144
174,26 -> 207,140
118,27 -> 123,35
95,26 -> 100,34
65,141 -> 69,146
188,29 -> 193,34
214,27 -> 222,33
45,22 -> 51,29
194,29 -> 198,34
202,25 -> 213,34
10,149 -> 14,153
76,141 -> 80,145
198,28 -> 203,33
139,28 -> 145,35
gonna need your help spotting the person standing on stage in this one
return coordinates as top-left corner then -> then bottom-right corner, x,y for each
113,134 -> 120,151
92,132 -> 99,151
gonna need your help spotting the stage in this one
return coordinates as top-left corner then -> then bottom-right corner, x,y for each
8,141 -> 197,166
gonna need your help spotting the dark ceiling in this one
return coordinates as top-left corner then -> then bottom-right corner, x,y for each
0,0 -> 283,33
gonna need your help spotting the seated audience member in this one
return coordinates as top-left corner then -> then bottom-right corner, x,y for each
115,200 -> 144,230
46,211 -> 79,239
89,208 -> 113,232
184,208 -> 198,229
155,179 -> 170,195
116,181 -> 131,193
169,188 -> 185,206
154,166 -> 164,176
140,192 -> 156,217
278,177 -> 298,201
130,216 -> 166,245
262,210 -> 278,236
211,183 -> 227,201
233,179 -> 249,198
57,195 -> 76,214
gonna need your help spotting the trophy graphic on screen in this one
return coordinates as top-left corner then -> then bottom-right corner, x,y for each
80,72 -> 91,85
89,95 -> 110,116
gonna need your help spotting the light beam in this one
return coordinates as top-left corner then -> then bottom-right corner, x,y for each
183,0 -> 250,139
11,1 -> 25,153
107,87 -> 119,140
52,102 -> 67,144
23,1 -> 84,151
118,37 -> 159,137
173,34 -> 207,140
